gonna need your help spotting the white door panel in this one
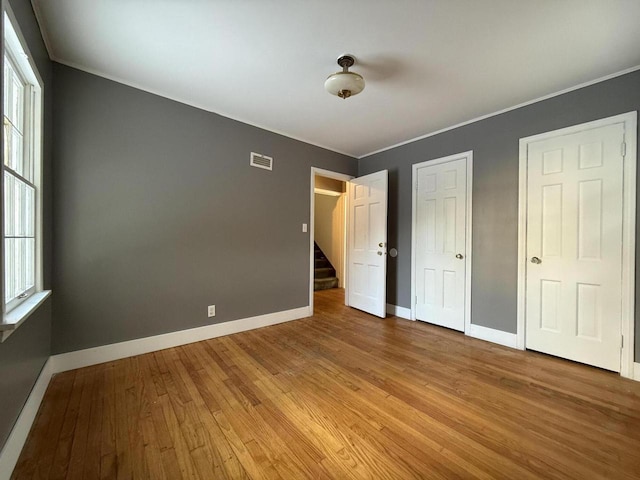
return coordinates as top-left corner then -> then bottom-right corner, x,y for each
525,123 -> 624,371
415,157 -> 467,331
348,170 -> 388,317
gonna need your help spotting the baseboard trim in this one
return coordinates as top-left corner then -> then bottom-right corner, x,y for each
633,362 -> 640,381
0,358 -> 54,480
386,304 -> 411,320
466,323 -> 518,349
50,306 -> 311,374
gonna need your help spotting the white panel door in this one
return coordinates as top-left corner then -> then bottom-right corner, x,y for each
347,170 -> 388,318
525,123 -> 624,371
415,158 -> 467,331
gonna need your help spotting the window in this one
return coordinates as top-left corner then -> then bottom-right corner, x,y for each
2,9 -> 44,320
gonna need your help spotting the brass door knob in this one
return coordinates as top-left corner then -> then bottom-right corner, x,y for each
456,253 -> 463,259
531,256 -> 542,264
377,251 -> 383,256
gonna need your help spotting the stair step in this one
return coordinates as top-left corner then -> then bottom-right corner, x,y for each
314,277 -> 339,291
314,267 -> 336,279
315,258 -> 330,268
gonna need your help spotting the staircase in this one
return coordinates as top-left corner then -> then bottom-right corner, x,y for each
314,242 -> 339,291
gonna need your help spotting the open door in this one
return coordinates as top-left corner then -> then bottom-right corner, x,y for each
347,170 -> 388,317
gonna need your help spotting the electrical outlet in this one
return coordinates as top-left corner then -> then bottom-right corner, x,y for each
207,305 -> 216,317
302,223 -> 308,233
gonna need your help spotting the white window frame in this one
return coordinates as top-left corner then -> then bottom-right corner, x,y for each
0,3 -> 49,342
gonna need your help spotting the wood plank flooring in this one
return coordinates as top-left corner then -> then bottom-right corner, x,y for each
12,288 -> 640,479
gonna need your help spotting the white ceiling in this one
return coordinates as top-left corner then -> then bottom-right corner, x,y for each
33,0 -> 640,158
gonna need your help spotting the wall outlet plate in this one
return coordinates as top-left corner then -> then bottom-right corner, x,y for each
208,305 -> 216,317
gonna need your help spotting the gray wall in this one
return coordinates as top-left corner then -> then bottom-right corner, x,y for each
0,0 -> 53,453
52,64 -> 357,354
359,70 -> 640,360
0,299 -> 51,449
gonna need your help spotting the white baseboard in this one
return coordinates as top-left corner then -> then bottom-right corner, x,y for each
466,323 -> 518,349
50,306 -> 311,374
0,358 -> 54,480
386,304 -> 411,320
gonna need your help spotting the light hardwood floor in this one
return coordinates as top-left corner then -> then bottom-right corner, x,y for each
12,288 -> 640,479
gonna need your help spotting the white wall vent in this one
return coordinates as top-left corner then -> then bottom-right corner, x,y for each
250,152 -> 273,171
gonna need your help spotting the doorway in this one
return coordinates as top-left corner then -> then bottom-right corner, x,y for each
310,168 -> 352,313
310,167 -> 390,318
517,112 -> 637,377
314,177 -> 346,290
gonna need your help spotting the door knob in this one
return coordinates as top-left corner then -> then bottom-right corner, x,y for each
455,253 -> 463,259
377,251 -> 383,256
379,242 -> 385,247
531,256 -> 542,264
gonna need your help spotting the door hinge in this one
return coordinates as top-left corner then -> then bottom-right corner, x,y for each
621,335 -> 624,348
621,142 -> 627,157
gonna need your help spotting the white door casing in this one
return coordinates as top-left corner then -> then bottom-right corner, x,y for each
347,170 -> 388,318
412,152 -> 471,331
518,112 -> 637,375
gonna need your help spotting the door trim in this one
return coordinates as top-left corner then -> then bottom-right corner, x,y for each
411,151 -> 473,331
517,112 -> 637,379
310,167 -> 353,314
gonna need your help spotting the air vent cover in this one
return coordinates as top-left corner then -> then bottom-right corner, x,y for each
250,152 -> 273,171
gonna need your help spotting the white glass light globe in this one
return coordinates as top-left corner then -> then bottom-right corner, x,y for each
324,72 -> 365,99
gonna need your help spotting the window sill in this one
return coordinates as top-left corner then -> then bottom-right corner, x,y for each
0,290 -> 51,342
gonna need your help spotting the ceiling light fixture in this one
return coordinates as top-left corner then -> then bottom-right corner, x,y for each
324,54 -> 365,100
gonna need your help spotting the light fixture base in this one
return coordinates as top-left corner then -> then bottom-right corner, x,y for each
337,55 -> 356,70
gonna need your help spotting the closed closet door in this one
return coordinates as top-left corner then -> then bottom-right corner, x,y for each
414,157 -> 468,331
525,123 -> 624,371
